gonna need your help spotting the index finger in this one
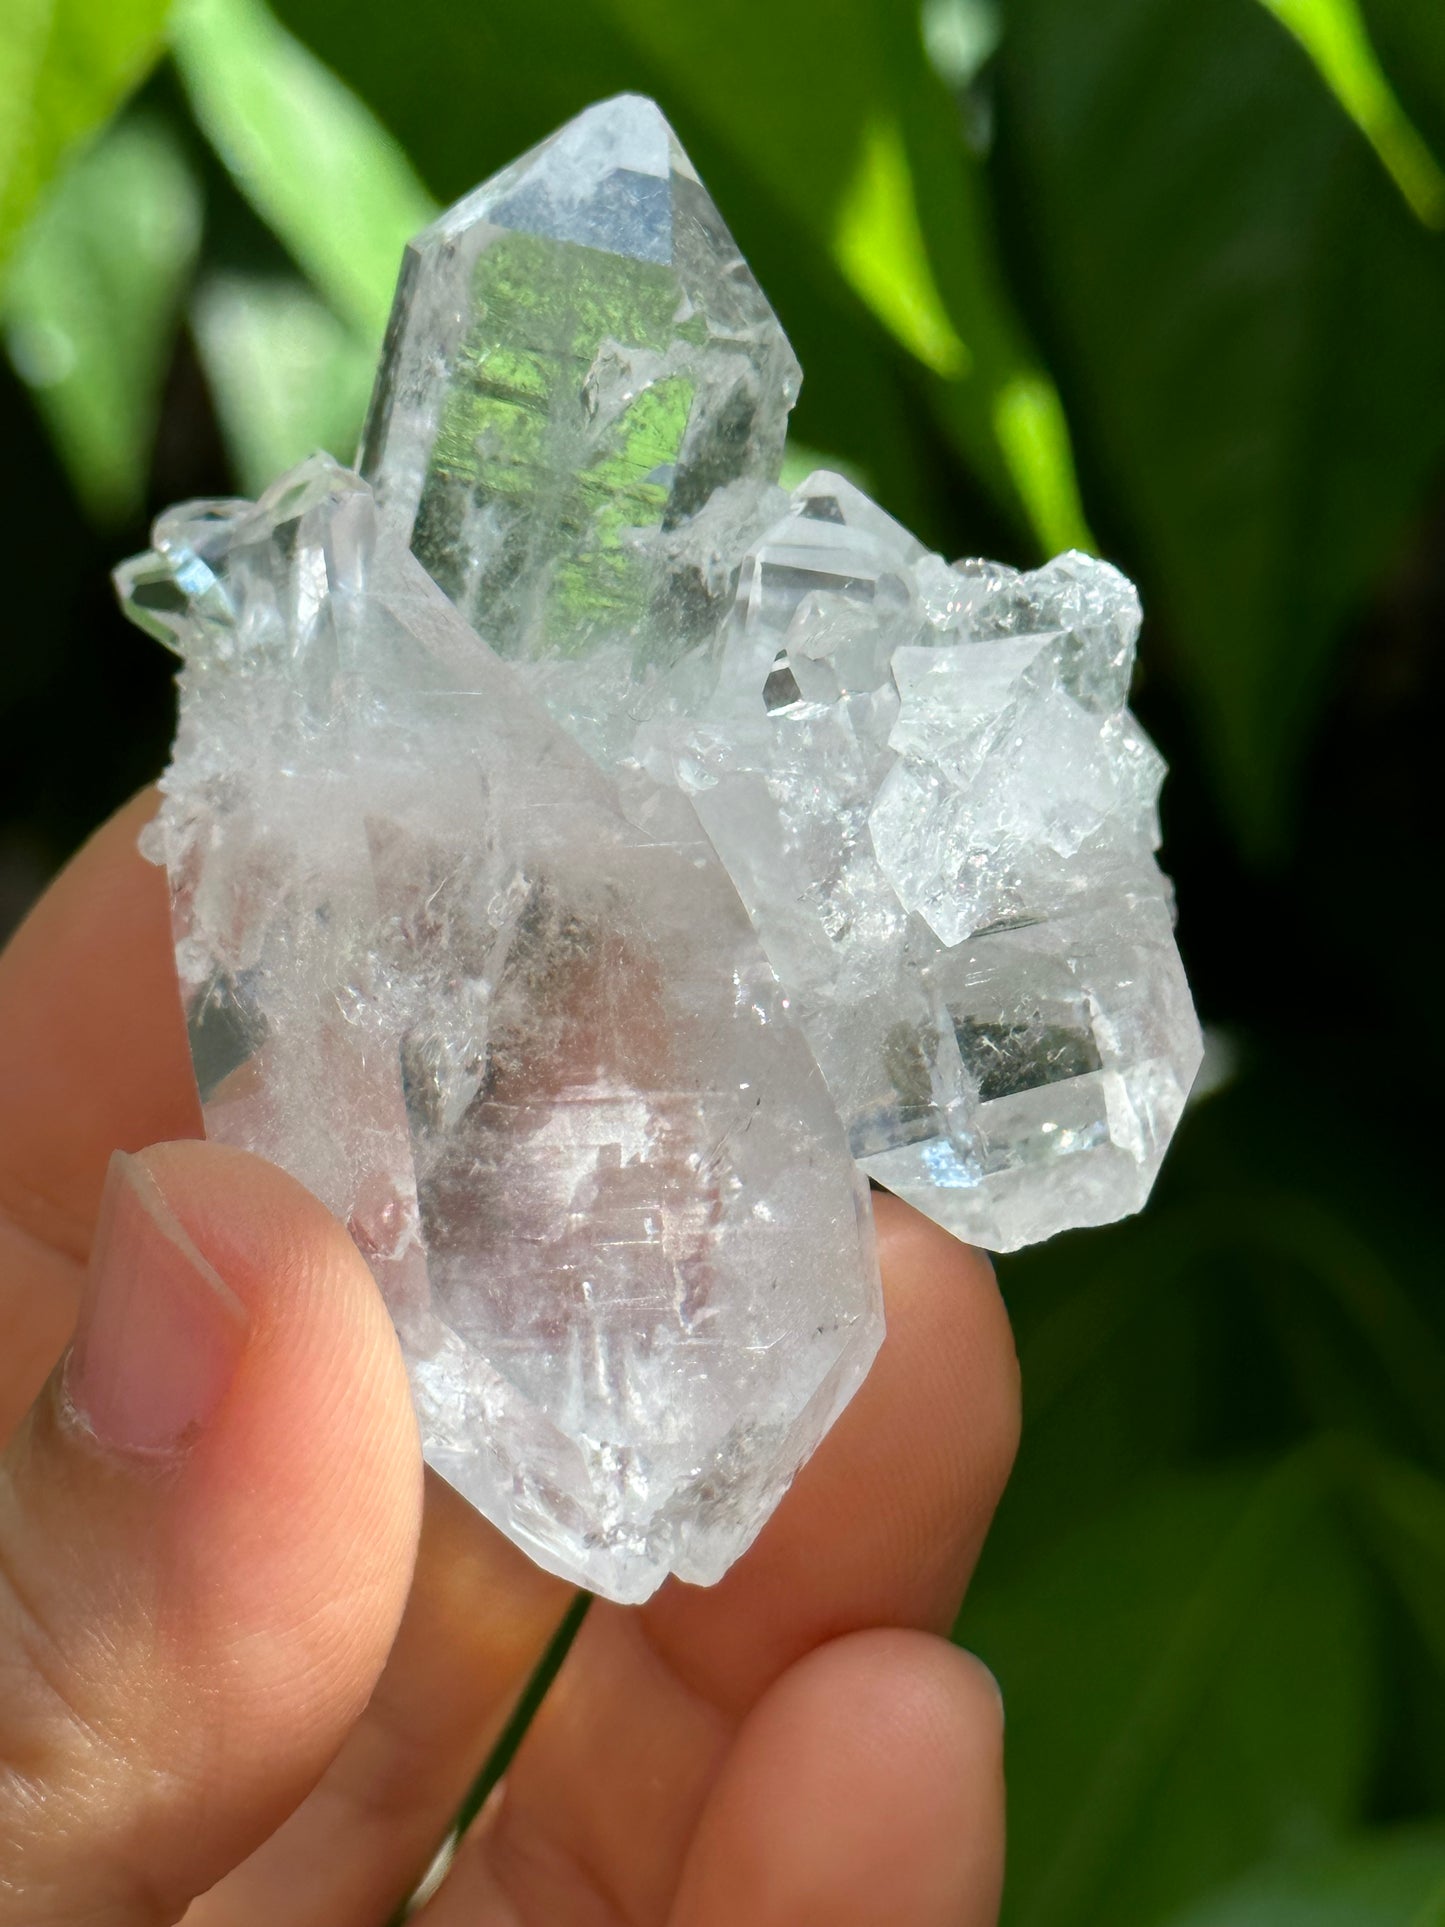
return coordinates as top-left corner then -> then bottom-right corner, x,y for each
643,1193 -> 1019,1710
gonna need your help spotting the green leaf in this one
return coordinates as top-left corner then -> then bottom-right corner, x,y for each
0,0 -> 173,274
2,113 -> 201,522
960,1458 -> 1378,1927
586,0 -> 1090,553
1164,1826 -> 1445,1926
1245,1198 -> 1445,1472
832,113 -> 971,381
270,0 -> 652,209
170,0 -> 434,342
262,0 -> 939,544
922,0 -> 1002,90
1253,0 -> 1445,227
991,1066 -> 1445,1584
1359,0 -> 1445,159
275,0 -> 1088,550
996,0 -> 1445,856
866,0 -> 1091,554
1345,1451 -> 1445,1687
190,272 -> 374,492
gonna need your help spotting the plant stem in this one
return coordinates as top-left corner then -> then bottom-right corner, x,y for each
385,1588 -> 594,1922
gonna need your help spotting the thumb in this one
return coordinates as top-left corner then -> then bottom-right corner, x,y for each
0,1142 -> 423,1923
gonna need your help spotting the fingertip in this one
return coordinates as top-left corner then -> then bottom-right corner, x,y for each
768,1630 -> 1006,1825
134,1141 -> 423,1703
669,1628 -> 1006,1927
642,1199 -> 1020,1710
872,1186 -> 997,1289
776,1194 -> 1020,1618
874,1190 -> 1022,1528
64,1149 -> 250,1456
872,1193 -> 1017,1418
1,1139 -> 423,1911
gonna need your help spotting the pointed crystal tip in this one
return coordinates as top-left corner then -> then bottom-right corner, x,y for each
443,93 -> 689,265
359,96 -> 800,670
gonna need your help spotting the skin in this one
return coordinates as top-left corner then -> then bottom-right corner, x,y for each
0,792 -> 1019,1926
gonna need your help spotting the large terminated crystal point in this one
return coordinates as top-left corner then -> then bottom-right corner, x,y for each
119,458 -> 881,1603
360,92 -> 799,684
120,95 -> 1201,1601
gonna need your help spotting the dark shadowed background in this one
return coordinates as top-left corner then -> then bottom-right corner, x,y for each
3,0 -> 1445,1919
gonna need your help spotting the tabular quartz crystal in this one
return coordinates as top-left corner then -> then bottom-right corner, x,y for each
119,93 -> 1201,1600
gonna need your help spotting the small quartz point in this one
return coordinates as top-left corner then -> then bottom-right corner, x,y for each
119,458 -> 881,1603
636,478 -> 1202,1250
120,94 -> 1202,1601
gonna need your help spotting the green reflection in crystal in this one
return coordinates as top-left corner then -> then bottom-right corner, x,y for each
414,229 -> 700,658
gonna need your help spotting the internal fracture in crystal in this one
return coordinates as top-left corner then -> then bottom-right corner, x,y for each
360,92 -> 799,684
121,458 -> 881,1604
120,94 -> 1200,1603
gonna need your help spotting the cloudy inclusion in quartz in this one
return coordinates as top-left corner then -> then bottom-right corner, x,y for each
118,95 -> 1201,1602
120,461 -> 880,1604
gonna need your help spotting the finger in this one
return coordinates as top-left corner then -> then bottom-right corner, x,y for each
0,1142 -> 421,1922
0,799 -> 1017,1926
645,1191 -> 1020,1710
186,1474 -> 569,1927
0,792 -> 198,1431
425,1631 -> 1005,1927
186,1197 -> 1017,1927
667,1631 -> 1005,1927
424,1200 -> 1017,1926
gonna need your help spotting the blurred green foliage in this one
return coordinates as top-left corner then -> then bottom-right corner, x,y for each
1,0 -> 1443,1919
0,0 -> 173,263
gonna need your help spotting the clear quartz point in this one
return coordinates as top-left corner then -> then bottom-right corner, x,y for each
121,95 -> 1202,1599
123,454 -> 881,1603
360,92 -> 799,709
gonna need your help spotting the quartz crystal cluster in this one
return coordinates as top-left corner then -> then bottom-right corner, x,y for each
640,489 -> 1201,1251
118,95 -> 1200,1602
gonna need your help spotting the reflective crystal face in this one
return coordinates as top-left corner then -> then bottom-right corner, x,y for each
360,93 -> 799,688
621,472 -> 1201,1249
125,457 -> 881,1603
120,95 -> 1201,1601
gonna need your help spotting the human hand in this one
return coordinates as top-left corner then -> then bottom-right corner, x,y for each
0,792 -> 1019,1926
